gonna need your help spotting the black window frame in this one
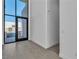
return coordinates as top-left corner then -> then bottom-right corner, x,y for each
4,0 -> 29,44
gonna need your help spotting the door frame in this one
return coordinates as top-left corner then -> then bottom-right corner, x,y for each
4,16 -> 28,44
16,16 -> 28,42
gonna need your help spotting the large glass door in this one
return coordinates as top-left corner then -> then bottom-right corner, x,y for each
4,17 -> 28,43
16,17 -> 28,41
4,0 -> 28,44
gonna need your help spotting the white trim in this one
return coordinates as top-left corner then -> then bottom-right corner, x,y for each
28,0 -> 31,40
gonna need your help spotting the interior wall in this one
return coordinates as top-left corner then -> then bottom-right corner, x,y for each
30,0 -> 47,48
46,0 -> 59,48
59,0 -> 77,59
30,0 -> 59,48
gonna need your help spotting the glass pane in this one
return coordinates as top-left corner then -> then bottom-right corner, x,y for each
5,0 -> 15,15
5,15 -> 16,43
17,0 -> 28,17
18,18 -> 27,39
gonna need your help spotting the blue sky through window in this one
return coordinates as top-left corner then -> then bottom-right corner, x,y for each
5,15 -> 15,22
5,0 -> 15,15
5,0 -> 27,22
17,0 -> 26,16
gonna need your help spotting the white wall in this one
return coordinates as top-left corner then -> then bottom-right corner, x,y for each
30,0 -> 47,48
47,0 -> 59,48
59,0 -> 77,59
30,0 -> 59,48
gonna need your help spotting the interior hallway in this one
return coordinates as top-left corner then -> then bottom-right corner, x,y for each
3,41 -> 61,59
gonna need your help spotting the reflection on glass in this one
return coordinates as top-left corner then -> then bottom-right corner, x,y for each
5,0 -> 15,15
18,18 -> 27,39
17,0 -> 28,17
5,16 -> 15,43
4,0 -> 28,43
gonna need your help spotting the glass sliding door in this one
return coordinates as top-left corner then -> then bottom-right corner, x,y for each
16,17 -> 28,41
4,0 -> 28,44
